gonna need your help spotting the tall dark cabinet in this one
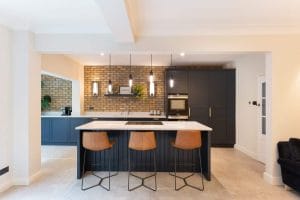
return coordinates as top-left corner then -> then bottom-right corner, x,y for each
166,69 -> 236,147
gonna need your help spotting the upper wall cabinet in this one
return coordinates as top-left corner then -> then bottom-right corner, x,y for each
166,69 -> 188,94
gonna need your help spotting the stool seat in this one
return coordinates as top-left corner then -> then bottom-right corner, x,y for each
83,131 -> 114,151
129,131 -> 156,151
171,130 -> 202,150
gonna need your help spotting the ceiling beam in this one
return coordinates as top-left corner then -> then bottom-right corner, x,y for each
95,0 -> 136,43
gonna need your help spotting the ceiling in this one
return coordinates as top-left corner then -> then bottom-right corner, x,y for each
1,0 -> 300,38
66,53 -> 250,66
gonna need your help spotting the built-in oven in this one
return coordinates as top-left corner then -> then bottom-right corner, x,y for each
167,94 -> 189,120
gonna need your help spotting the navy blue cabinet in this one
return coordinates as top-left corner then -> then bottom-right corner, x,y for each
41,118 -> 92,146
41,118 -> 51,143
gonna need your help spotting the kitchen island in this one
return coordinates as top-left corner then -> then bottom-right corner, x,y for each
75,121 -> 212,180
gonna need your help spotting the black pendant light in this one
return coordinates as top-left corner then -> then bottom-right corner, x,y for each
169,54 -> 174,88
128,54 -> 133,88
108,54 -> 112,94
149,54 -> 154,83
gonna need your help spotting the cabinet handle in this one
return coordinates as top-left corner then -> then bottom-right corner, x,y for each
189,107 -> 191,117
209,107 -> 212,118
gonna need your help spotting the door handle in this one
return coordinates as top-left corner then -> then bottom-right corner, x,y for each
189,107 -> 191,117
209,107 -> 212,118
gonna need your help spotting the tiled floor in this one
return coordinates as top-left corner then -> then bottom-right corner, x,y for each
1,146 -> 299,200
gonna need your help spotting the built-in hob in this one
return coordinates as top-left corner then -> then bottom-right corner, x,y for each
125,121 -> 163,125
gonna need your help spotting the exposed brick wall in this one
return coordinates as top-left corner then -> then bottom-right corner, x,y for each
41,74 -> 72,111
84,65 -> 166,112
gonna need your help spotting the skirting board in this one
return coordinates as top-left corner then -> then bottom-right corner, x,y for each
263,172 -> 283,186
234,144 -> 257,160
13,171 -> 41,186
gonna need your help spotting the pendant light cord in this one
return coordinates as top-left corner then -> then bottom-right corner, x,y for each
130,54 -> 132,74
151,54 -> 153,71
109,54 -> 111,80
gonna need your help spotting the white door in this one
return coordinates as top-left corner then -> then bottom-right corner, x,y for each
257,76 -> 266,163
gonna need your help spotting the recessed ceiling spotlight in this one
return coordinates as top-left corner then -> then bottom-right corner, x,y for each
180,52 -> 185,57
100,52 -> 105,56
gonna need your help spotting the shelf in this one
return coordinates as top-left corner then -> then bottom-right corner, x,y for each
104,94 -> 136,97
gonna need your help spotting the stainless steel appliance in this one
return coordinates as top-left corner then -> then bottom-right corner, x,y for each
167,94 -> 189,120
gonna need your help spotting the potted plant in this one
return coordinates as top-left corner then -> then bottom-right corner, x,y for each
132,84 -> 145,99
41,95 -> 52,111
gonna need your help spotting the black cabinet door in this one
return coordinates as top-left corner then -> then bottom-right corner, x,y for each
52,118 -> 70,143
188,70 -> 210,124
166,70 -> 188,94
41,118 -> 51,144
69,118 -> 91,144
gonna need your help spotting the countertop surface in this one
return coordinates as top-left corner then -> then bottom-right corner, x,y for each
41,112 -> 166,119
75,120 -> 212,131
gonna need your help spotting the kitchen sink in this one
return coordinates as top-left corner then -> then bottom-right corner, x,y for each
125,121 -> 163,125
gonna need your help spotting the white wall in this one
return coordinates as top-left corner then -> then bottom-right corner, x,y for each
234,54 -> 266,159
0,25 -> 13,192
11,31 -> 41,185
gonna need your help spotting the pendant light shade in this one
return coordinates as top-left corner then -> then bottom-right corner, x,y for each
128,54 -> 133,88
107,54 -> 113,94
149,54 -> 154,83
169,54 -> 174,88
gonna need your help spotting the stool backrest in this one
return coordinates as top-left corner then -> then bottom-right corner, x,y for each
83,131 -> 111,151
175,130 -> 202,150
129,131 -> 156,151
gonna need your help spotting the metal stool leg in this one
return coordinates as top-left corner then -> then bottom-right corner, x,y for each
169,148 -> 204,191
128,149 -> 157,191
81,148 -> 118,191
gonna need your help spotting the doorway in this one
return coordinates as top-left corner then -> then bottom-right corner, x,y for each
257,76 -> 266,163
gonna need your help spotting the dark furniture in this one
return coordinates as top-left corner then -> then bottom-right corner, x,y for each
166,69 -> 236,147
169,130 -> 204,191
278,138 -> 300,192
81,131 -> 118,191
128,131 -> 157,191
76,129 -> 212,182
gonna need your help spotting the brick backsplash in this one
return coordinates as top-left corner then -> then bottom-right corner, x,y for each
41,74 -> 72,111
84,65 -> 167,112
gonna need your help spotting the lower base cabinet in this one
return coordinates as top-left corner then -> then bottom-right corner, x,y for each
41,118 -> 91,146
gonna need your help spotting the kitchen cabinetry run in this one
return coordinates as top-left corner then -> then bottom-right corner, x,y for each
166,69 -> 236,147
41,118 -> 91,145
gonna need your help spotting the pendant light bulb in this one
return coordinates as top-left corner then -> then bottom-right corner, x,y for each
108,79 -> 112,93
169,75 -> 174,88
129,74 -> 133,88
149,70 -> 154,83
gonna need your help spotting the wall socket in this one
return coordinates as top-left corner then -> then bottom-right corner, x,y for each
0,166 -> 9,176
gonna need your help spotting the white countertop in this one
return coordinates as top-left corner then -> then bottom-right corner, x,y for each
75,121 -> 212,131
41,112 -> 166,119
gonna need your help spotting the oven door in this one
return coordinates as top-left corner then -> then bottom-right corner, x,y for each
168,98 -> 188,116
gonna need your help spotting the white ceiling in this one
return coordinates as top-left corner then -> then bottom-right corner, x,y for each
66,53 -> 248,66
1,0 -> 300,36
0,0 -> 110,33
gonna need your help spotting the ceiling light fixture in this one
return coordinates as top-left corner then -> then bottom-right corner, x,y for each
100,52 -> 105,56
180,52 -> 185,57
129,54 -> 133,88
107,54 -> 112,94
169,54 -> 174,88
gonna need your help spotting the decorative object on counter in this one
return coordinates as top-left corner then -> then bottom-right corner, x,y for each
107,54 -> 113,94
128,54 -> 133,88
61,106 -> 72,116
41,95 -> 51,111
132,84 -> 145,99
120,86 -> 132,95
169,54 -> 174,88
92,81 -> 99,96
149,54 -> 155,97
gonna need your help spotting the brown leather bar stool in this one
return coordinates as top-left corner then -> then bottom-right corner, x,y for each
81,131 -> 118,191
169,130 -> 204,191
128,131 -> 157,191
